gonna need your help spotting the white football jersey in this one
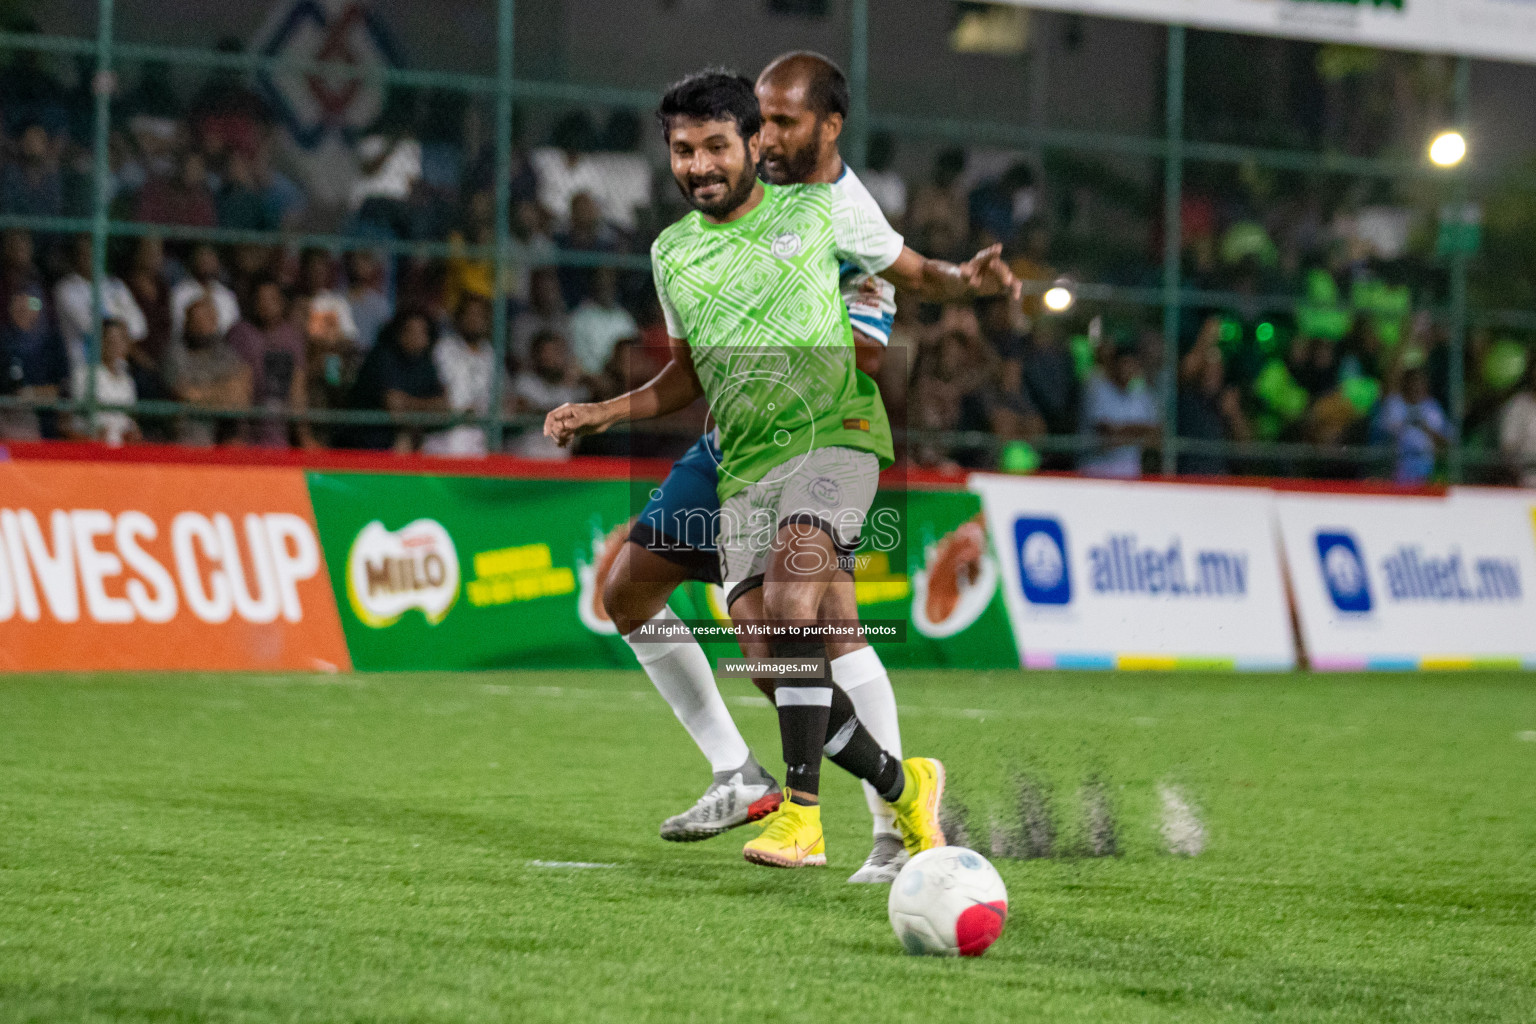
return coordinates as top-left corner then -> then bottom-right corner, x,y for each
834,165 -> 900,347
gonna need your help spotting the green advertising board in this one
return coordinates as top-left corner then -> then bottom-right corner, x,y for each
667,488 -> 1016,668
306,472 -> 1017,671
854,487 -> 1016,669
306,472 -> 641,670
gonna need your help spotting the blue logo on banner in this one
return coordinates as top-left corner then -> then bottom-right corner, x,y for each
1316,531 -> 1372,613
1015,517 -> 1071,605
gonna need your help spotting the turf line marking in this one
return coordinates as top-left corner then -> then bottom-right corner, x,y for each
1158,783 -> 1206,857
488,686 -> 1026,720
513,687 -> 654,703
238,674 -> 366,688
528,860 -> 619,869
1517,731 -> 1536,743
902,706 -> 997,719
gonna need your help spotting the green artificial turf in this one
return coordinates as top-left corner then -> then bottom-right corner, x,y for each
1,669 -> 1533,1023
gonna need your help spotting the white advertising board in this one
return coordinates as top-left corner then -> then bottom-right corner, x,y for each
970,475 -> 1295,670
1275,491 -> 1536,669
1007,0 -> 1536,66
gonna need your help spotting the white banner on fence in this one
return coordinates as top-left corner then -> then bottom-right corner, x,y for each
1275,491 -> 1536,669
1008,0 -> 1536,66
969,475 -> 1295,670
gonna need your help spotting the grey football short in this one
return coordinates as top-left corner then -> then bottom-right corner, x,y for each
717,445 -> 880,597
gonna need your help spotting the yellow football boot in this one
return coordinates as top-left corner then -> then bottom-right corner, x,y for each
891,757 -> 947,856
741,798 -> 827,868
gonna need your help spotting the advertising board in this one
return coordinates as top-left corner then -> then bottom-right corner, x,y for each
0,461 -> 349,671
1006,0 -> 1536,66
1276,491 -> 1536,669
970,475 -> 1296,670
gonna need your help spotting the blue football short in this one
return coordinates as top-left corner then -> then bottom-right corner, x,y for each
626,432 -> 724,586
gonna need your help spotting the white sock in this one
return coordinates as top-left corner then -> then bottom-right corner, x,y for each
624,606 -> 751,774
832,646 -> 903,837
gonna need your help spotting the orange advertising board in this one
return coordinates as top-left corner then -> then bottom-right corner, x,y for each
0,461 -> 351,671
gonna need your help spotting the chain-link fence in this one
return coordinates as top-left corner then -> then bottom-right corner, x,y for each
2,0 -> 1533,482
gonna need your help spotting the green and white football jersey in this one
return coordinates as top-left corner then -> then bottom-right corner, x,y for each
652,182 -> 901,500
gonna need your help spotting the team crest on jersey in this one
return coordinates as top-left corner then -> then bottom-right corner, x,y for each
808,476 -> 842,505
770,231 -> 803,259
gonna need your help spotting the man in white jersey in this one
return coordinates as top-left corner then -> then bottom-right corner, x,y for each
739,51 -> 914,880
548,67 -> 1016,872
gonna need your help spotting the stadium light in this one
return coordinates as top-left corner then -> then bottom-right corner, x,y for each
1042,280 -> 1076,314
1429,130 -> 1467,168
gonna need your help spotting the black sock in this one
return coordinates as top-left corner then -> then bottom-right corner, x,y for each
772,638 -> 830,802
823,684 -> 904,801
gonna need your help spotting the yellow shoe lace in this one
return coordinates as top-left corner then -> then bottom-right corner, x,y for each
756,800 -> 811,845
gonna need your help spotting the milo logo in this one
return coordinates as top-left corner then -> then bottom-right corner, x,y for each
346,519 -> 460,628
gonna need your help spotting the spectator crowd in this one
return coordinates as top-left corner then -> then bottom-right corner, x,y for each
2,36 -> 1535,485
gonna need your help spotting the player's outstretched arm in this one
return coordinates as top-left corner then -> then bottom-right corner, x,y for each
878,242 -> 1023,304
543,337 -> 702,448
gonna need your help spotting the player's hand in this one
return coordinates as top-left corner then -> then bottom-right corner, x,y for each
544,401 -> 615,447
959,243 -> 1023,301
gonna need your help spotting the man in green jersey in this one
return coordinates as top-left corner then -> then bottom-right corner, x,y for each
546,69 -> 1014,868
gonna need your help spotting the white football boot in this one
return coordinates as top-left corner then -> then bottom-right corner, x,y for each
660,759 -> 782,842
847,832 -> 909,883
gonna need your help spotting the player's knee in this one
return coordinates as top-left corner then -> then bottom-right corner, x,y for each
763,586 -> 820,626
603,571 -> 644,636
822,573 -> 859,618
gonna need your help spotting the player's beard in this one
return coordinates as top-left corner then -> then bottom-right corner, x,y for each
677,163 -> 757,219
759,118 -> 824,185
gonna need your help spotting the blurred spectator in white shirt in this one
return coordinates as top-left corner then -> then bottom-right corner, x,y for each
349,132 -> 422,212
1080,345 -> 1161,479
1499,359 -> 1536,487
424,295 -> 495,458
568,266 -> 637,376
1374,366 -> 1449,485
69,318 -> 139,446
531,111 -> 651,234
168,243 -> 240,343
55,234 -> 147,380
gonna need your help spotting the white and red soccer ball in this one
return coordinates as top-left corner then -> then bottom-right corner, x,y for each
888,847 -> 1008,957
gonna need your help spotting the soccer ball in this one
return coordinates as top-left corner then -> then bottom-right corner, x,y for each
888,846 -> 1008,957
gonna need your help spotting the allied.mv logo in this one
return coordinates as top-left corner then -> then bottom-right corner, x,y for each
1315,531 -> 1372,613
1014,517 -> 1071,605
